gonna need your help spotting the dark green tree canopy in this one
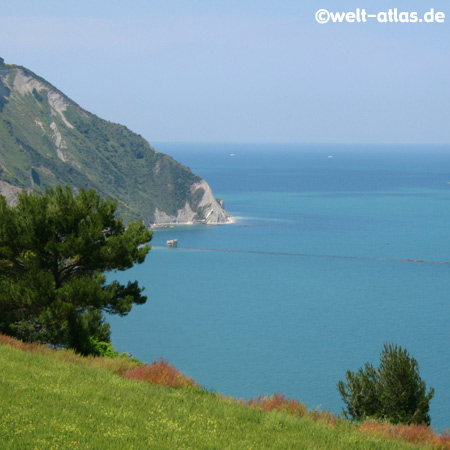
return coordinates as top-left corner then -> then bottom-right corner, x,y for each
0,185 -> 152,354
338,343 -> 434,425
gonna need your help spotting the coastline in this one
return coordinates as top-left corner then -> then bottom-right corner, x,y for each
149,215 -> 235,229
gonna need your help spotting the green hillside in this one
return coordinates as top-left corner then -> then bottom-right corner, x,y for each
0,339 -> 434,450
0,59 -> 228,225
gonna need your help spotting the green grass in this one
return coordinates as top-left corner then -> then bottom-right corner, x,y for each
0,343 -> 432,450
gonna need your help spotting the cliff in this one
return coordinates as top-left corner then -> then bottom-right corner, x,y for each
0,59 -> 230,225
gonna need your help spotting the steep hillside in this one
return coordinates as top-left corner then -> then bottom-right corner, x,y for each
0,58 -> 230,225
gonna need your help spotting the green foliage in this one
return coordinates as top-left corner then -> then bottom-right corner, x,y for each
0,185 -> 152,355
32,87 -> 44,102
338,343 -> 434,425
87,338 -> 120,358
0,77 -> 9,113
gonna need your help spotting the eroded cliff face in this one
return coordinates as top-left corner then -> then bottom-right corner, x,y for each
0,61 -> 231,226
0,181 -> 22,205
12,69 -> 74,129
154,180 -> 231,225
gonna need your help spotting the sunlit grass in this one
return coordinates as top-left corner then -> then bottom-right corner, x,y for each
0,335 -> 444,450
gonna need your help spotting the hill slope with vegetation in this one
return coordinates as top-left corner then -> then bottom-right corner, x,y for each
0,58 -> 229,225
1,335 -> 446,450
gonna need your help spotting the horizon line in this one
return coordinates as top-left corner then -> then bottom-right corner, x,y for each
150,140 -> 450,147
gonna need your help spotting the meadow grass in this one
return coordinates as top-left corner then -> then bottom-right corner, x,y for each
0,337 -> 442,450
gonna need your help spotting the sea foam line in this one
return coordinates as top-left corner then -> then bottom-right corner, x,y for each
152,246 -> 450,265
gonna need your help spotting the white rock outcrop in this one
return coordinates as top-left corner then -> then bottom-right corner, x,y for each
12,69 -> 73,128
153,180 -> 231,225
50,121 -> 68,162
0,181 -> 22,205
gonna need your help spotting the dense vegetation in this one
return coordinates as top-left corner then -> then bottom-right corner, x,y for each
0,186 -> 151,355
3,335 -> 445,450
0,62 -> 207,224
338,344 -> 434,425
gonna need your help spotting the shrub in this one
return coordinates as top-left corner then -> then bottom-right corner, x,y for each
87,338 -> 120,357
245,393 -> 307,417
338,343 -> 434,425
361,419 -> 450,448
124,358 -> 196,389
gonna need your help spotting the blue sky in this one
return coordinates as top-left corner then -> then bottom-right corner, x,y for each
1,0 -> 449,144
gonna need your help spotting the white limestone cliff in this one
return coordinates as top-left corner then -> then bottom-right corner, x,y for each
12,69 -> 74,128
0,181 -> 23,205
153,180 -> 232,225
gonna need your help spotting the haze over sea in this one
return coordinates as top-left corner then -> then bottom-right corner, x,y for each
109,143 -> 450,431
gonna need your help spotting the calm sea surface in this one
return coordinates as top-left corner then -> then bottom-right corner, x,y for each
109,143 -> 450,431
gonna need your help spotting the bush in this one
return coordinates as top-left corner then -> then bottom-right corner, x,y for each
124,358 -> 196,389
87,338 -> 120,358
338,343 -> 434,425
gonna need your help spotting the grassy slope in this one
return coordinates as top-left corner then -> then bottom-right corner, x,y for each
0,343 -> 428,450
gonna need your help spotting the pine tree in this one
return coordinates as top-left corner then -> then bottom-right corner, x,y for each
0,185 -> 152,354
338,343 -> 434,425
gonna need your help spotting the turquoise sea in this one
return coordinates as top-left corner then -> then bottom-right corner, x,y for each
109,143 -> 450,431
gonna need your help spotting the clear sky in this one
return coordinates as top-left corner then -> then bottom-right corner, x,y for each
1,0 -> 449,144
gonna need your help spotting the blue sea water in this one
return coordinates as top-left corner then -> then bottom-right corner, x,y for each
109,143 -> 450,431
